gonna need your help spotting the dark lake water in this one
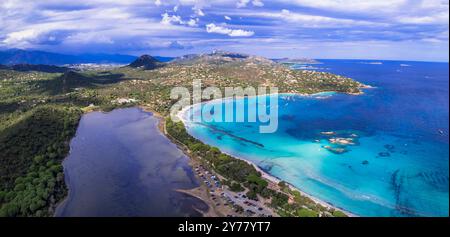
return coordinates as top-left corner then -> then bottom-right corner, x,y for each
55,108 -> 207,217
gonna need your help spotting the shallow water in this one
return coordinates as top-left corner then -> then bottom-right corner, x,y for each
55,108 -> 207,217
183,60 -> 449,217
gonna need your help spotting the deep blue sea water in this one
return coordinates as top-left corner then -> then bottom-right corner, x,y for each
183,60 -> 449,217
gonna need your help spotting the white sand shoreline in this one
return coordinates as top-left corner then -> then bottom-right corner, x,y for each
175,94 -> 358,217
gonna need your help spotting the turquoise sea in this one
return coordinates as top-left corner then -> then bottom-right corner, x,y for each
182,60 -> 449,217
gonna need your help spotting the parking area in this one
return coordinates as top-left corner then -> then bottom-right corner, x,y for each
194,164 -> 275,217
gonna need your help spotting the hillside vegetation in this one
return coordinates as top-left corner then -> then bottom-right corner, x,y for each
0,106 -> 81,217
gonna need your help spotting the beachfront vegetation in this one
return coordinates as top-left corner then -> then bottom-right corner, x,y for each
332,210 -> 347,217
297,208 -> 319,217
229,182 -> 245,192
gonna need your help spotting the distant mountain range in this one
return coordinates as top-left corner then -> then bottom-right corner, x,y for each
125,51 -> 277,71
170,50 -> 274,66
272,58 -> 321,64
0,49 -> 322,70
0,49 -> 173,65
1,64 -> 71,73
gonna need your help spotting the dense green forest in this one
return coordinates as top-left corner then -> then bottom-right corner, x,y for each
0,106 -> 81,217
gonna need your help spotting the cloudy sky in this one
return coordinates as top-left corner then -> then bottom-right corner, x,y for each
0,0 -> 448,61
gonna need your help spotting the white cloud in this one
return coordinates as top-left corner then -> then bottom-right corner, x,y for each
279,9 -> 364,26
234,9 -> 389,28
228,29 -> 255,37
194,8 -> 205,16
225,15 -> 232,20
252,0 -> 264,7
283,0 -> 407,13
236,0 -> 264,8
206,23 -> 254,37
206,23 -> 232,34
161,12 -> 199,27
396,11 -> 449,25
236,0 -> 250,8
155,0 -> 162,6
161,13 -> 184,25
65,32 -> 114,44
3,29 -> 40,45
421,37 -> 446,43
0,2 -> 200,49
187,18 -> 199,27
281,0 -> 449,26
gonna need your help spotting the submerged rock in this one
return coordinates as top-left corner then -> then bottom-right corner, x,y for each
321,131 -> 336,136
385,144 -> 395,149
329,137 -> 356,146
384,144 -> 395,152
362,160 -> 369,165
324,146 -> 348,154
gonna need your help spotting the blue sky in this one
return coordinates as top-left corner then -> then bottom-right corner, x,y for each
0,0 -> 448,61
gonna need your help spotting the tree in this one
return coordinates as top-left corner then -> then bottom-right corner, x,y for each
0,203 -> 19,217
332,210 -> 347,217
246,190 -> 258,201
297,208 -> 319,217
229,182 -> 244,192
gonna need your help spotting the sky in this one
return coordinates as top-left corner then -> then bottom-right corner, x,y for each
0,0 -> 449,61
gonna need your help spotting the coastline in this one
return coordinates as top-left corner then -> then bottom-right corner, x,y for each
174,98 -> 358,217
55,102 -> 359,217
144,106 -> 229,217
245,158 -> 357,217
175,87 -> 373,123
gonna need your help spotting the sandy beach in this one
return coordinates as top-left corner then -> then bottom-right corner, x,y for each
174,101 -> 357,217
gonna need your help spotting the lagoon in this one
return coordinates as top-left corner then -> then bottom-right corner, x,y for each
55,108 -> 207,217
